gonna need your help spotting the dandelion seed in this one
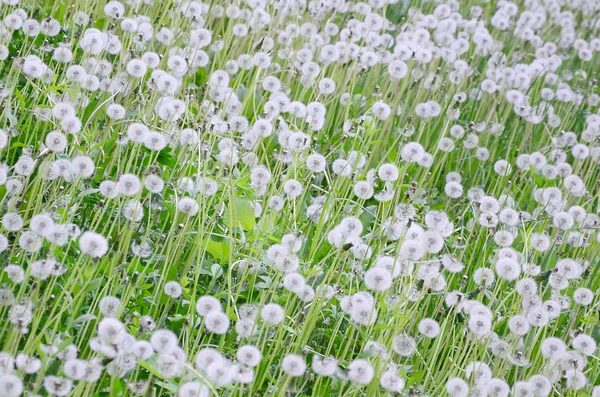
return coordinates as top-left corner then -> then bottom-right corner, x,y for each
99,296 -> 121,317
564,370 -> 587,390
117,174 -> 142,196
261,303 -> 284,325
508,315 -> 530,336
465,361 -> 492,384
495,258 -> 520,281
281,354 -> 306,377
204,311 -> 230,334
312,356 -> 338,377
573,288 -> 593,306
346,359 -> 374,384
446,377 -> 469,397
468,315 -> 491,337
132,341 -> 154,361
79,231 -> 109,258
572,334 -> 597,356
44,376 -> 73,396
236,345 -> 261,367
392,334 -> 416,357
179,382 -> 209,397
150,329 -> 178,354
163,281 -> 182,299
15,353 -> 41,374
364,267 -> 392,292
0,374 -> 23,397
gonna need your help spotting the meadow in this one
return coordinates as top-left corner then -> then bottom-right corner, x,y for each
0,0 -> 599,395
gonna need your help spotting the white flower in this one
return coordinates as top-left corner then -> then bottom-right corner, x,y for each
364,268 -> 392,292
0,374 -> 23,397
418,318 -> 440,338
281,354 -> 306,377
236,345 -> 261,367
204,311 -> 230,334
446,377 -> 469,397
79,231 -> 109,258
346,359 -> 374,384
164,281 -> 183,298
261,303 -> 284,325
177,197 -> 199,216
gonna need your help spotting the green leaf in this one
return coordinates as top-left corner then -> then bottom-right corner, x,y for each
76,188 -> 99,199
110,378 -> 125,396
360,205 -> 378,231
204,238 -> 230,261
73,313 -> 97,329
10,142 -> 28,150
91,137 -> 117,153
157,149 -> 177,168
138,358 -> 163,378
83,96 -> 102,122
13,88 -> 26,111
153,380 -> 179,392
224,198 -> 256,232
406,369 -> 426,387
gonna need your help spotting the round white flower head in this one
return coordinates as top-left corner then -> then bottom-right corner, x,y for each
486,378 -> 509,397
150,329 -> 178,354
446,377 -> 469,397
179,382 -> 209,397
392,333 -> 416,357
508,315 -> 530,336
204,311 -> 230,334
540,337 -> 566,360
573,288 -> 593,305
236,345 -> 261,367
195,347 -> 224,371
44,376 -> 73,396
465,361 -> 492,384
79,231 -> 109,258
164,281 -> 183,298
283,273 -> 305,293
99,296 -> 120,317
177,197 -> 199,216
364,267 -> 392,292
347,359 -> 374,384
281,354 -> 306,377
0,374 -> 23,397
528,375 -> 551,397
572,334 -> 597,356
261,303 -> 285,325
196,296 -> 222,316
117,174 -> 142,196
418,318 -> 440,338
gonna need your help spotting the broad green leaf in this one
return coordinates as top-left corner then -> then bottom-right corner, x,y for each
224,198 -> 256,232
204,238 -> 230,261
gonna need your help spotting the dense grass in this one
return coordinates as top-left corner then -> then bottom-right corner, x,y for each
0,0 -> 599,396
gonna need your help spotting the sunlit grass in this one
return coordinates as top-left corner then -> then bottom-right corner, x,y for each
0,0 -> 598,396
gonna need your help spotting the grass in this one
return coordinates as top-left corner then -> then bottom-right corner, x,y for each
0,0 -> 599,396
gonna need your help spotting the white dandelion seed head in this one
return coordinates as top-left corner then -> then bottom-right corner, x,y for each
281,354 -> 306,377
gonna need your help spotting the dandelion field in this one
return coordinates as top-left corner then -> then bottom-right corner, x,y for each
0,0 -> 599,395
